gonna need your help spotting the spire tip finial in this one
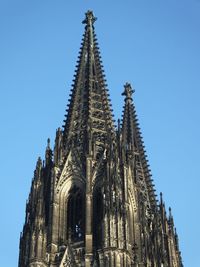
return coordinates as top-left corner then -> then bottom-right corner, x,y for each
122,82 -> 135,99
82,10 -> 97,25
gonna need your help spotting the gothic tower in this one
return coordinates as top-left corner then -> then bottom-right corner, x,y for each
19,11 -> 183,267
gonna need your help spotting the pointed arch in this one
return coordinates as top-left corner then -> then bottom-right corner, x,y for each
57,176 -> 86,244
67,186 -> 85,242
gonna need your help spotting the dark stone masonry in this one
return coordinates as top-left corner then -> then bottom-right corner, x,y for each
19,11 -> 183,267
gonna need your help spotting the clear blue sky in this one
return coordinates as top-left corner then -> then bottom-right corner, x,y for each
0,1 -> 199,266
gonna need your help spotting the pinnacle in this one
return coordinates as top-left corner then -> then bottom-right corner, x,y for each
47,138 -> 50,149
37,156 -> 42,166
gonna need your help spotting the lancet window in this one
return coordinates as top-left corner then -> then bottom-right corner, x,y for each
67,186 -> 85,242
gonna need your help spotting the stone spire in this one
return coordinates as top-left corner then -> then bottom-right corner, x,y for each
63,10 -> 115,159
121,82 -> 157,210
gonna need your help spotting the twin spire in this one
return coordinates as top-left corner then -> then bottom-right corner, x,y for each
46,10 -> 145,172
62,11 -> 137,160
19,12 -> 183,267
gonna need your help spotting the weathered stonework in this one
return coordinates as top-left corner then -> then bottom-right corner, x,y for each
19,11 -> 183,267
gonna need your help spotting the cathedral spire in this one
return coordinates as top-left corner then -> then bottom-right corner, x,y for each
63,10 -> 115,158
121,82 -> 157,209
19,12 -> 183,267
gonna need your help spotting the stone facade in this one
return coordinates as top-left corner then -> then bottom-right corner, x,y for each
19,11 -> 183,267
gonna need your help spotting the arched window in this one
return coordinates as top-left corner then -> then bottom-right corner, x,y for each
93,188 -> 103,248
67,186 -> 85,242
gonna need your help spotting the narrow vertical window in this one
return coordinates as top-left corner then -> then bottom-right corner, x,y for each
93,188 -> 103,248
67,187 -> 85,242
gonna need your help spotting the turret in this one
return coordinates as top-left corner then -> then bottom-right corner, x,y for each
45,138 -> 53,166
